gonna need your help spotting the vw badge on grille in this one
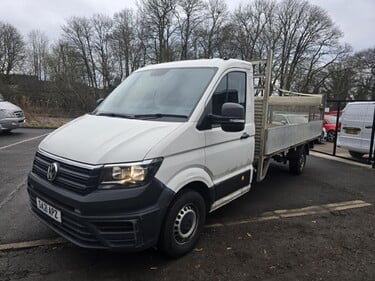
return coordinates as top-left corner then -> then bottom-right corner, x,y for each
47,163 -> 59,182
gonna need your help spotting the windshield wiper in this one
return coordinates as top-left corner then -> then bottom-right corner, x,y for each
134,113 -> 188,120
96,112 -> 135,119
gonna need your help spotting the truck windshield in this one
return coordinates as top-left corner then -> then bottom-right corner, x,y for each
95,67 -> 217,120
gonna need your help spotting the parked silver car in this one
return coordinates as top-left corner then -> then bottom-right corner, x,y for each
0,94 -> 25,132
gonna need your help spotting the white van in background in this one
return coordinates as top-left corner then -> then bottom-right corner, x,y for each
0,93 -> 26,133
337,102 -> 375,158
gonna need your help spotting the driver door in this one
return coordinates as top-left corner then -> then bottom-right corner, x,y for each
204,71 -> 254,202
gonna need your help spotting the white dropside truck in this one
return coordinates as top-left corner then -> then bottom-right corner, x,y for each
27,53 -> 323,257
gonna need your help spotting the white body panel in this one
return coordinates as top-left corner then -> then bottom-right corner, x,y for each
265,120 -> 322,155
40,115 -> 182,164
338,102 -> 375,154
203,66 -> 255,186
146,122 -> 209,192
0,101 -> 25,131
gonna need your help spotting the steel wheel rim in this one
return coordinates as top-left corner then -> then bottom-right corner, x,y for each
173,204 -> 198,245
327,131 -> 335,142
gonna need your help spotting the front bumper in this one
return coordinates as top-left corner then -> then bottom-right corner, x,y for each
0,117 -> 25,131
27,172 -> 174,251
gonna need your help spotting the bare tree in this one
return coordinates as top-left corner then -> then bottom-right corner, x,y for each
62,17 -> 98,88
47,41 -> 98,111
273,0 -> 345,92
92,14 -> 114,88
113,9 -> 137,80
48,41 -> 84,84
321,62 -> 355,100
27,30 -> 49,80
175,0 -> 205,60
194,0 -> 228,58
0,22 -> 25,78
232,0 -> 276,60
350,48 -> 375,100
138,0 -> 178,63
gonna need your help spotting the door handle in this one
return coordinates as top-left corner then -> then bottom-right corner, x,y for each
365,126 -> 373,129
240,132 -> 250,139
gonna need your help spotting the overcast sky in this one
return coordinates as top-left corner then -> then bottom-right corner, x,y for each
0,0 -> 374,52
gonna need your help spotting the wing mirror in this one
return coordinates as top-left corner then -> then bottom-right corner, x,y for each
209,102 -> 245,132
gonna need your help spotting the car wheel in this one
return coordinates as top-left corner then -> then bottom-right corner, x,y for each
159,189 -> 206,258
349,151 -> 365,159
326,130 -> 336,142
317,133 -> 326,144
289,147 -> 307,175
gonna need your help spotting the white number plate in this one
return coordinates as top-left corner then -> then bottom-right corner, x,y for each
36,197 -> 62,223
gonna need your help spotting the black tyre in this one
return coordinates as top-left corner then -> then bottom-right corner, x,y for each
159,189 -> 206,258
349,150 -> 364,159
326,130 -> 336,142
289,147 -> 307,175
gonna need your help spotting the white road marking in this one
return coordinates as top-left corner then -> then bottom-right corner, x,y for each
0,238 -> 67,251
205,200 -> 372,228
0,179 -> 26,210
0,133 -> 49,151
0,200 -> 371,252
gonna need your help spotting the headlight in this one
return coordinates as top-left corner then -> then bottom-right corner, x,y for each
99,158 -> 163,189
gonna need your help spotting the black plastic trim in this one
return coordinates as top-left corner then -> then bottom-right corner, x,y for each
27,172 -> 174,250
214,169 -> 251,200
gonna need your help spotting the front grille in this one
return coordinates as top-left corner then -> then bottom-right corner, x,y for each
14,111 -> 24,118
32,151 -> 101,194
29,191 -> 138,248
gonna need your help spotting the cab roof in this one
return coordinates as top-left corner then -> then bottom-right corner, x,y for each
137,58 -> 253,72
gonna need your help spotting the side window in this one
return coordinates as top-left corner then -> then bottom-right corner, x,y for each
212,71 -> 246,115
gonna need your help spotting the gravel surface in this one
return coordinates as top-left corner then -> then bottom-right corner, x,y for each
1,206 -> 374,281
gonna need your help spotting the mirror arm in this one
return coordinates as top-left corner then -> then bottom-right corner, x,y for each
208,113 -> 244,125
96,98 -> 104,107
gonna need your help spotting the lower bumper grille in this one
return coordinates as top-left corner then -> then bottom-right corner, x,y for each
29,190 -> 138,249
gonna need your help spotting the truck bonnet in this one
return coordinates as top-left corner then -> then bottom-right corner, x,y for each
38,114 -> 181,165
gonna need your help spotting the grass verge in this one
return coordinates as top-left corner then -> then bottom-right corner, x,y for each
24,115 -> 73,129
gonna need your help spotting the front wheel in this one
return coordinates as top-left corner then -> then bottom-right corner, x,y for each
289,147 -> 307,175
159,189 -> 206,258
326,130 -> 336,142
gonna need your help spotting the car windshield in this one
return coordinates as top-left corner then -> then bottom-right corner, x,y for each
95,67 -> 217,121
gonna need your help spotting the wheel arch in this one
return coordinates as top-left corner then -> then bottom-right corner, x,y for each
176,181 -> 213,214
163,180 -> 213,217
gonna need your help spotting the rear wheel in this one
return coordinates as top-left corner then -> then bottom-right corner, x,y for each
159,189 -> 206,258
289,147 -> 307,175
349,150 -> 364,159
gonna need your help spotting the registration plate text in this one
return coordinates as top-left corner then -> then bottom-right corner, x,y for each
36,197 -> 62,223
